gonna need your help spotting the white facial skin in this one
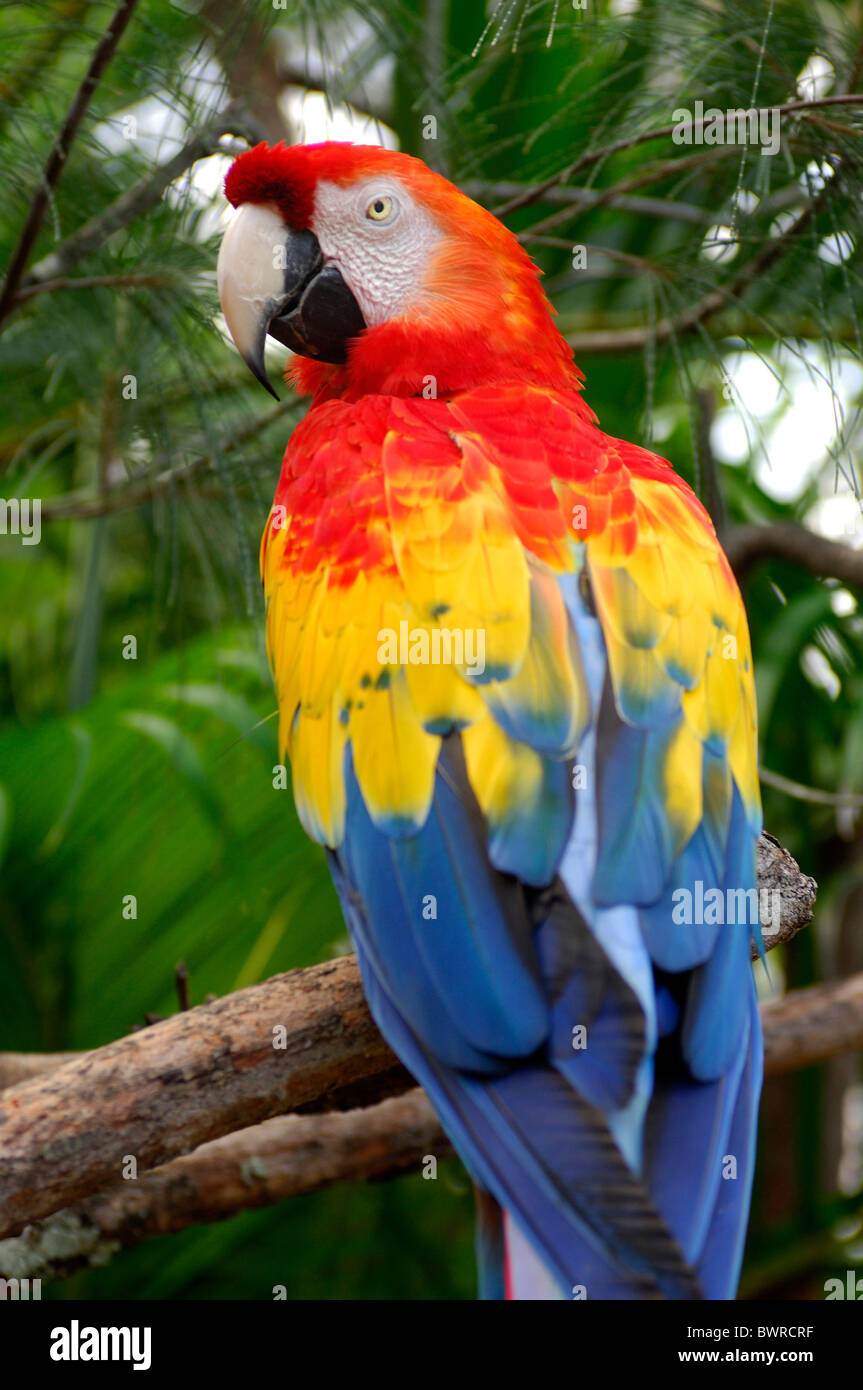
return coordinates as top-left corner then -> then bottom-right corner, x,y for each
312,177 -> 445,326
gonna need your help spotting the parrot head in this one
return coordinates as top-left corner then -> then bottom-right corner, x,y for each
217,141 -> 581,400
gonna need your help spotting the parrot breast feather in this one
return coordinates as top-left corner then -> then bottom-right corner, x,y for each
261,381 -> 760,875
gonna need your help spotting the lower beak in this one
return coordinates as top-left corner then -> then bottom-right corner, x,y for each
217,203 -> 366,399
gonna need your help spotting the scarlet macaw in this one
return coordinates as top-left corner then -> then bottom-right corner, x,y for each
216,141 -> 763,1300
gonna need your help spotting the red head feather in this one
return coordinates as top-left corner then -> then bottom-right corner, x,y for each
223,141 -> 584,403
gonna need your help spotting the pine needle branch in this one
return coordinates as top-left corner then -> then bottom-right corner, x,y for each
12,102 -> 254,301
0,0 -> 141,329
493,94 -> 863,217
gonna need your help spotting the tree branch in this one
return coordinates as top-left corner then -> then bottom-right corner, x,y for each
465,181 -> 716,227
725,521 -> 863,588
0,954 -> 424,1239
759,768 -> 863,811
200,0 -> 294,147
3,954 -> 863,1281
13,272 -> 181,303
0,0 -> 141,328
762,975 -> 863,1076
0,1092 -> 450,1281
755,831 -> 817,953
0,830 -> 829,1245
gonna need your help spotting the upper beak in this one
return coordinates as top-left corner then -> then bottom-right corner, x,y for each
217,203 -> 366,399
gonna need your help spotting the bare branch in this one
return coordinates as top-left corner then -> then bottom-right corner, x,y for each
762,974 -> 863,1076
0,955 -> 414,1240
200,0 -> 294,147
13,272 -> 181,303
467,180 -> 715,227
755,832 -> 817,954
725,521 -> 863,588
0,1093 -> 450,1281
0,0 -> 141,328
760,769 -> 863,811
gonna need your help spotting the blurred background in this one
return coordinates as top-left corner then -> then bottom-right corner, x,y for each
1,0 -> 862,1299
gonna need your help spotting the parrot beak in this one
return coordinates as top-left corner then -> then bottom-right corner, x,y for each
217,203 -> 367,399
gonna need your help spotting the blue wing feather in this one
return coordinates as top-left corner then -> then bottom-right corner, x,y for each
326,568 -> 762,1299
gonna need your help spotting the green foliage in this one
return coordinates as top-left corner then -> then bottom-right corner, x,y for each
1,0 -> 862,1299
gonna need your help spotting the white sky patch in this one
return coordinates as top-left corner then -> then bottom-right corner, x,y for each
711,411 -> 751,464
270,12 -> 394,116
723,350 -> 783,412
758,351 -> 856,500
94,49 -> 226,161
801,158 -> 837,195
167,144 -> 238,238
95,89 -> 233,243
280,88 -> 397,148
711,350 -> 782,465
769,208 -> 805,238
94,92 -> 188,163
839,1083 -> 863,1197
179,47 -> 227,115
649,407 -> 676,443
700,224 -> 738,263
733,190 -> 760,216
818,231 -> 855,265
796,52 -> 835,101
800,644 -> 840,699
807,492 -> 863,548
713,345 -> 863,506
831,588 -> 858,617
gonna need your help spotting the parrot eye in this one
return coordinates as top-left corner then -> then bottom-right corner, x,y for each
366,194 -> 394,222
